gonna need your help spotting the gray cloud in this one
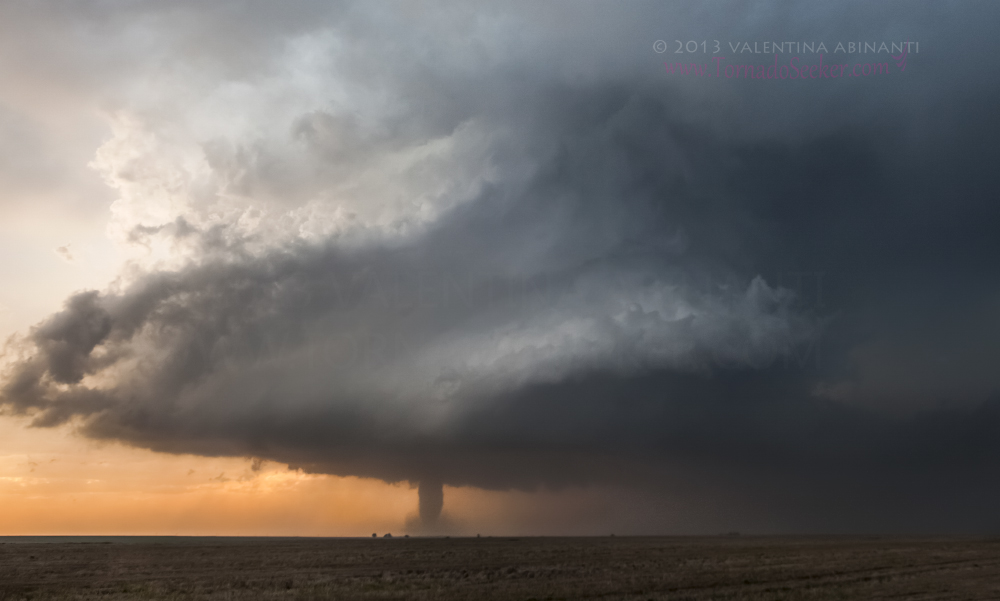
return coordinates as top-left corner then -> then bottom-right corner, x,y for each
3,0 -> 1000,533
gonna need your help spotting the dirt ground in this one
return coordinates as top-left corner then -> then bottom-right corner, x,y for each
1,536 -> 998,600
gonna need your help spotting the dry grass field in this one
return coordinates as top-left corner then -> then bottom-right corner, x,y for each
1,536 -> 999,600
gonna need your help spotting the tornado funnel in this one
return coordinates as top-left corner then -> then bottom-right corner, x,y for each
418,479 -> 444,525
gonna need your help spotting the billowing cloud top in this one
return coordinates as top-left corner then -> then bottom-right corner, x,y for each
3,0 -> 1000,532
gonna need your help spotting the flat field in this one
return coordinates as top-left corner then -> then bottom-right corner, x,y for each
1,536 -> 998,600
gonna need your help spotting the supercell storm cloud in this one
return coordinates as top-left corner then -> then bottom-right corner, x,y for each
2,1 -> 1000,532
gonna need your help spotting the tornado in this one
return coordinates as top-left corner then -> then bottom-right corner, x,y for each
418,479 -> 444,525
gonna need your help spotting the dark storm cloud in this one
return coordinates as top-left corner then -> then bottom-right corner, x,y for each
3,0 -> 1000,532
2,82 -> 817,437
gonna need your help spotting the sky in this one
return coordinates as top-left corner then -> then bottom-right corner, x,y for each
1,0 -> 1000,536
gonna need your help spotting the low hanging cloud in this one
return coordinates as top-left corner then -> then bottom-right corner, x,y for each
1,86 -> 818,483
4,0 -> 1000,532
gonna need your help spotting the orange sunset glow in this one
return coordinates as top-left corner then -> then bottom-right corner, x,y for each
0,416 -> 656,536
